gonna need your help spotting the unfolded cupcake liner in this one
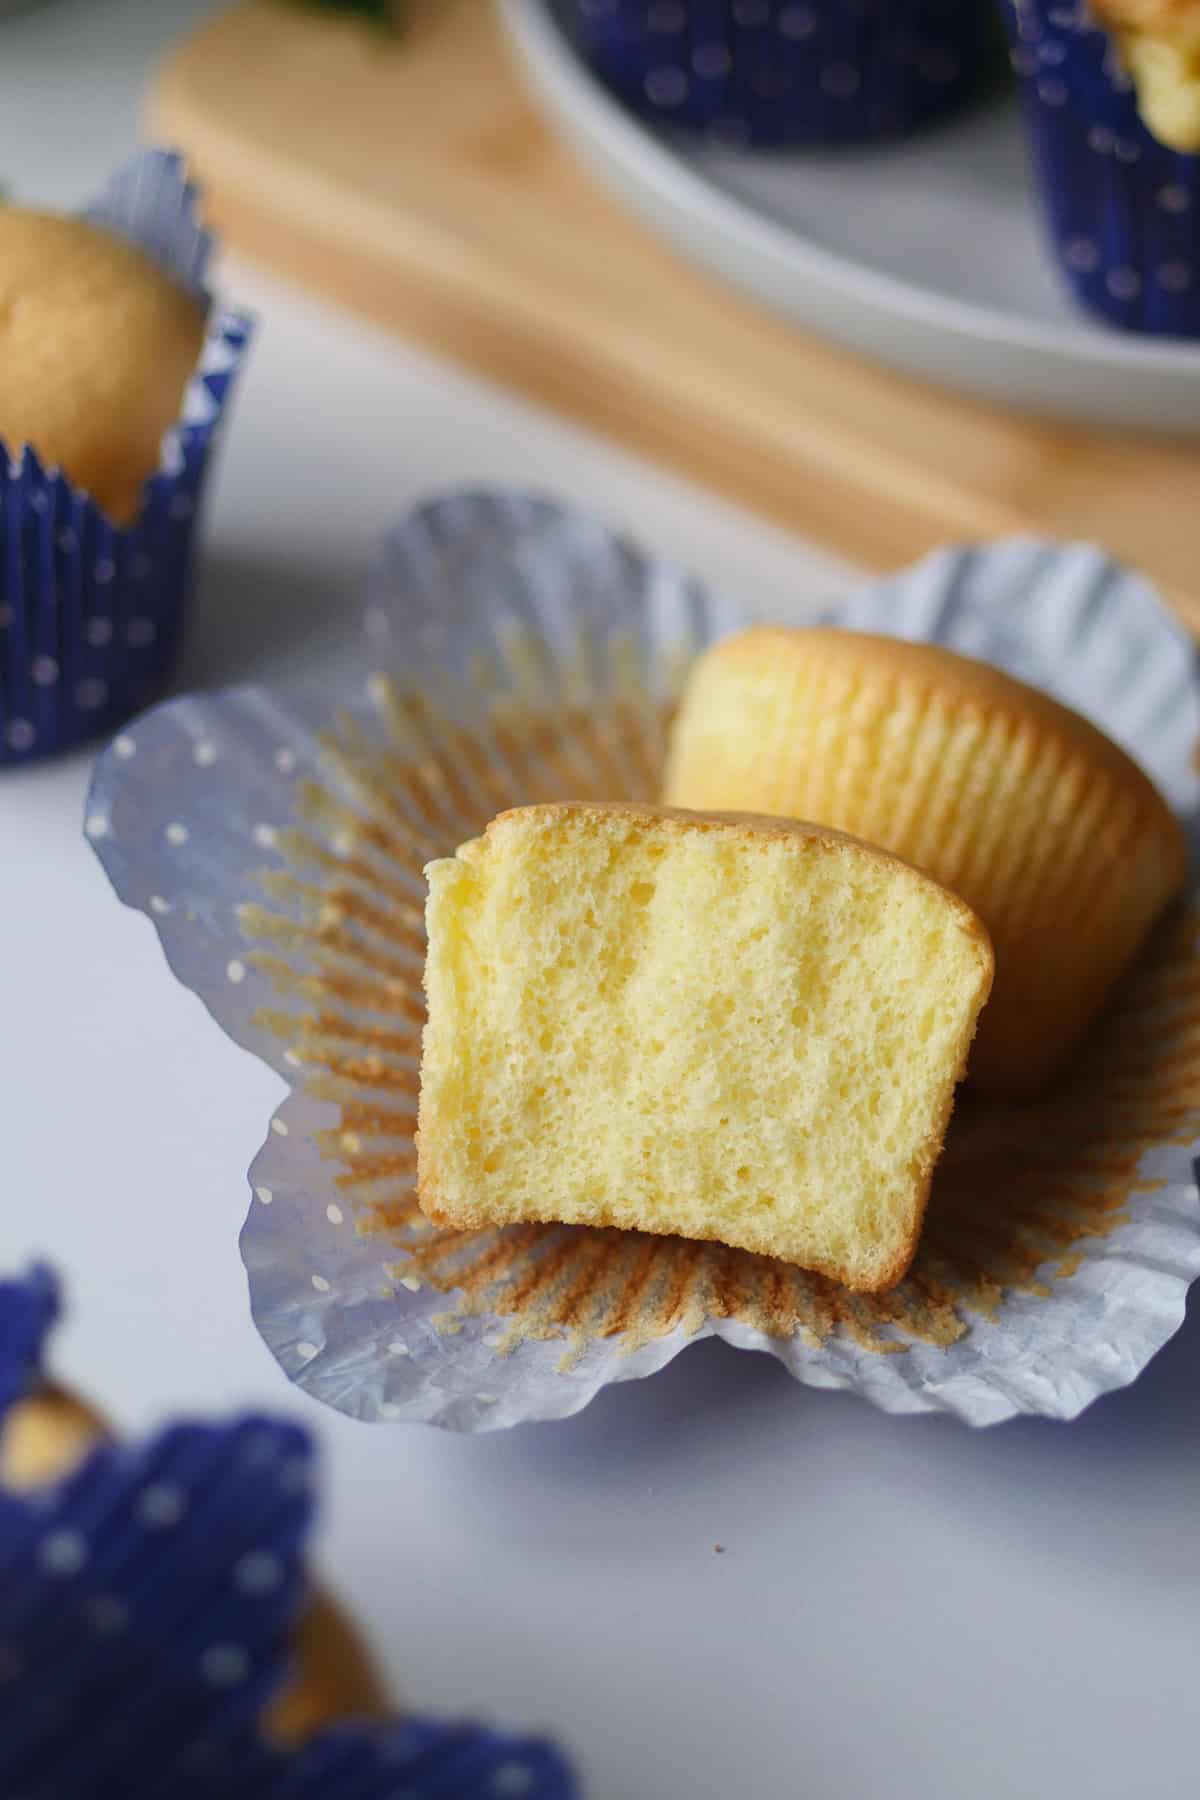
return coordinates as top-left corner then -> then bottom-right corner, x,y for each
0,1265 -> 579,1799
560,0 -> 1004,146
86,490 -> 1200,1431
1000,0 -> 1200,335
0,148 -> 253,765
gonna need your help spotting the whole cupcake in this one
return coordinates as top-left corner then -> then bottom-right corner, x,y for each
663,627 -> 1187,1099
0,149 -> 252,765
563,0 -> 1005,146
1000,0 -> 1200,333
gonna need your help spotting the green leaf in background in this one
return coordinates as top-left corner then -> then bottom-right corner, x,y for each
284,0 -> 399,29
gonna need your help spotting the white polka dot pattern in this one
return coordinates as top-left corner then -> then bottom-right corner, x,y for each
565,0 -> 999,146
0,148 -> 254,766
82,493 -> 1200,1433
277,1456 -> 312,1495
1000,0 -> 1199,335
0,1269 -> 354,1786
199,1642 -> 251,1686
232,1549 -> 285,1594
135,1482 -> 187,1528
38,1529 -> 88,1577
491,1763 -> 537,1797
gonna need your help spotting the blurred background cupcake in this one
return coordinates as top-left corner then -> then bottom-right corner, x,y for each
0,148 -> 252,766
561,0 -> 1007,146
1001,0 -> 1200,335
0,1265 -> 580,1799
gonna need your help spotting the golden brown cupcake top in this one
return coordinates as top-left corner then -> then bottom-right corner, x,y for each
1091,0 -> 1200,149
0,209 -> 205,524
707,628 -> 1177,814
1093,0 -> 1200,32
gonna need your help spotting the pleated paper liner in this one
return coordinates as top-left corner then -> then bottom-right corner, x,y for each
86,493 -> 1200,1429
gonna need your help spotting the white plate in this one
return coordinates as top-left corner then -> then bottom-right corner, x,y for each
500,0 -> 1200,434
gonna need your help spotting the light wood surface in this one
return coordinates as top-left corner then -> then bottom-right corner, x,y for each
152,0 -> 1200,624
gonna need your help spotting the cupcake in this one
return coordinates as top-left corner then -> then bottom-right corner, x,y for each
0,1265 -> 581,1798
1000,0 -> 1200,333
563,0 -> 1005,146
0,1376 -> 391,1747
0,149 -> 252,765
663,628 -> 1187,1099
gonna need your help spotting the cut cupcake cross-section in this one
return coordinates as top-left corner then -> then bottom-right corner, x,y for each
417,803 -> 994,1294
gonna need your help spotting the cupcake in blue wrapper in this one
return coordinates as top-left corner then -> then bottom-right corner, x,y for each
0,149 -> 253,766
0,1265 -> 580,1800
1000,0 -> 1200,334
562,0 -> 1005,146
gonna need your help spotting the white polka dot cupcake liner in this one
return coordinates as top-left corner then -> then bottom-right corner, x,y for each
1001,0 -> 1200,334
86,493 -> 1200,1432
0,148 -> 253,766
561,0 -> 1005,146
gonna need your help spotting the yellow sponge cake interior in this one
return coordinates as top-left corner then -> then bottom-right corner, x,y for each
418,803 -> 993,1293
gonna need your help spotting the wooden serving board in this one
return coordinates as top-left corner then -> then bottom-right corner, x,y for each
153,0 -> 1200,625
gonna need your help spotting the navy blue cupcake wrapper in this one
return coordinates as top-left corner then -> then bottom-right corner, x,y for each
0,149 -> 254,766
0,1267 -> 579,1800
0,1264 -> 57,1419
561,0 -> 1003,146
1000,0 -> 1200,335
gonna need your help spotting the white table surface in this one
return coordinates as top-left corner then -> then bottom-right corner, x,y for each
3,5 -> 1199,1798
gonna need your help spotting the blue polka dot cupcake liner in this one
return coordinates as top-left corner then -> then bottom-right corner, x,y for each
0,1265 -> 580,1800
561,0 -> 1005,146
1000,0 -> 1200,334
0,148 -> 253,768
